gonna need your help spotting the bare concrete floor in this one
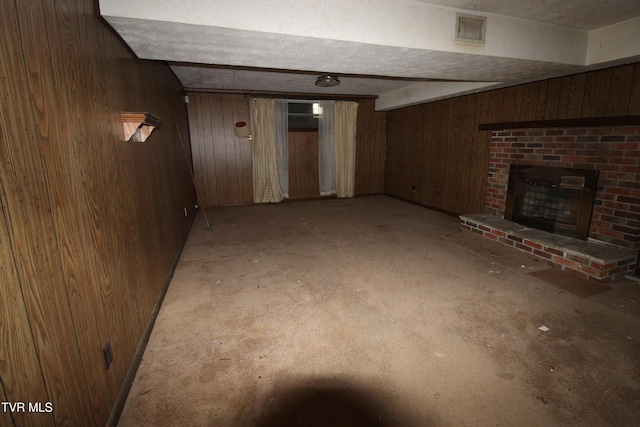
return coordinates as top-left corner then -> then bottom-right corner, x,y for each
118,195 -> 640,426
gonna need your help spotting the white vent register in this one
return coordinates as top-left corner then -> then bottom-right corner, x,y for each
456,13 -> 486,44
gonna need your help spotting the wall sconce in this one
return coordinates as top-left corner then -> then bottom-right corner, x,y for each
234,121 -> 252,141
121,112 -> 162,142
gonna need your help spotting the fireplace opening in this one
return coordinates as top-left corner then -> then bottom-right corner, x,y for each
504,165 -> 599,240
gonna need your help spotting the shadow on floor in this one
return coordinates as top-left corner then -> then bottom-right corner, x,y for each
254,377 -> 423,427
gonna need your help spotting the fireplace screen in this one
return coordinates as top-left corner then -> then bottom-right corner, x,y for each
504,165 -> 599,240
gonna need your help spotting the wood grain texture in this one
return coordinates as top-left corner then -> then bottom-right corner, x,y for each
385,62 -> 640,215
355,99 -> 386,195
1,0 -> 195,425
606,65 -> 635,116
630,64 -> 640,115
188,94 -> 384,205
288,131 -> 320,199
188,93 -> 253,206
582,68 -> 612,117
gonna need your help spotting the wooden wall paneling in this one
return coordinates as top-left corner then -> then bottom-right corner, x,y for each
288,132 -> 301,198
207,93 -> 223,205
288,131 -> 320,199
606,64 -> 635,116
403,105 -> 422,202
418,104 -> 434,206
231,96 -> 253,202
543,77 -> 563,119
211,95 -> 232,204
419,104 -> 432,203
0,386 -> 16,427
582,68 -> 612,117
383,108 -> 407,197
443,99 -> 461,212
75,0 -> 139,391
393,108 -> 412,200
94,3 -> 145,376
83,0 -> 195,415
197,93 -> 217,205
479,87 -> 502,124
307,132 -> 320,199
125,69 -> 174,335
222,94 -> 248,205
0,161 -> 53,427
355,99 -> 386,195
7,0 -> 97,424
189,94 -> 214,205
428,102 -> 451,208
515,82 -> 540,121
425,102 -> 441,208
629,64 -> 640,115
531,80 -> 549,121
564,72 -> 587,118
464,94 -> 486,213
40,0 -> 116,420
383,110 -> 397,196
399,105 -> 415,200
475,90 -> 494,211
496,86 -> 522,122
402,105 -> 420,201
206,94 -> 223,205
448,97 -> 467,213
386,62 -> 640,215
2,1 -> 196,425
222,95 -> 242,204
188,93 -> 253,206
78,0 -> 157,395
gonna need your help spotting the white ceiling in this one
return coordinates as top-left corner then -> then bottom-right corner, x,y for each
99,0 -> 640,110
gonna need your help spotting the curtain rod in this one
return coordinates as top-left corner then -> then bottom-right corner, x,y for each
185,87 -> 375,101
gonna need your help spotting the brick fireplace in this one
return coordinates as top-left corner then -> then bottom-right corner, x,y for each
461,124 -> 640,281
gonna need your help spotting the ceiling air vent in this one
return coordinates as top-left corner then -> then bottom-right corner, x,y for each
456,13 -> 486,44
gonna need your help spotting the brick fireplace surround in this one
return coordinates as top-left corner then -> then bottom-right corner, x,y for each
460,125 -> 640,281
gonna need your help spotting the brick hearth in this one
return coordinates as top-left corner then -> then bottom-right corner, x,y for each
460,125 -> 640,281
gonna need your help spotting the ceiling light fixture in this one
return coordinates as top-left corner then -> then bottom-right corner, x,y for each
315,75 -> 340,87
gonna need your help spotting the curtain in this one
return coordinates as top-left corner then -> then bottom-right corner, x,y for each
250,98 -> 283,203
318,102 -> 336,196
334,101 -> 358,198
274,100 -> 289,198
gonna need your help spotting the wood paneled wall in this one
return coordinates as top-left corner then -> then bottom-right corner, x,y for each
188,93 -> 253,206
385,63 -> 640,215
187,94 -> 386,206
288,131 -> 321,199
355,99 -> 387,195
0,1 -> 195,425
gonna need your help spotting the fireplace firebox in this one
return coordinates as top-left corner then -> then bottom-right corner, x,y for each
504,165 -> 599,240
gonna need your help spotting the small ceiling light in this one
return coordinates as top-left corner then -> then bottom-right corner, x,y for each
315,75 -> 340,87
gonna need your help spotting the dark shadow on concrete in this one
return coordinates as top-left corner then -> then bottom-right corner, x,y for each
254,377 -> 424,427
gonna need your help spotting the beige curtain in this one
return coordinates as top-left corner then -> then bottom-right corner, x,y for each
250,98 -> 283,203
334,101 -> 358,198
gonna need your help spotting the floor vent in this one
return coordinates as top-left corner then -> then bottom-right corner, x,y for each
456,13 -> 486,44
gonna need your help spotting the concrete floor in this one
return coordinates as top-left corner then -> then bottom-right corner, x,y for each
118,195 -> 640,426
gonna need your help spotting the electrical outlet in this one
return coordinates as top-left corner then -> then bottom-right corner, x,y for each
103,341 -> 113,370
411,185 -> 417,192
184,207 -> 188,217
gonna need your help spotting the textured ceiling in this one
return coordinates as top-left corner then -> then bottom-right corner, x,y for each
421,0 -> 640,30
99,0 -> 640,109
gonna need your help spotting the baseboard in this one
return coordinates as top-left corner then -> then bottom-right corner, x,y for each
105,213 -> 196,426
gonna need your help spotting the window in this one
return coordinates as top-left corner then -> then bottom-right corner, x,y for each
288,102 -> 321,130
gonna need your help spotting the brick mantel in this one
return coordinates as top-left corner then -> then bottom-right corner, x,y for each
486,126 -> 640,250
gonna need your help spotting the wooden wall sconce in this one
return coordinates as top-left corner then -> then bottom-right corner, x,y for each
120,112 -> 162,142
